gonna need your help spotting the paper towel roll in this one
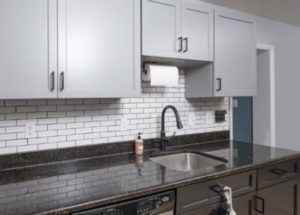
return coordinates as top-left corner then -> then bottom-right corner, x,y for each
142,64 -> 179,87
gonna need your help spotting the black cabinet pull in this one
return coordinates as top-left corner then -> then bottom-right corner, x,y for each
183,37 -> 188,53
60,72 -> 65,92
50,71 -> 55,92
216,78 -> 222,91
178,37 -> 183,52
270,168 -> 288,176
210,184 -> 225,194
254,196 -> 265,214
211,208 -> 229,215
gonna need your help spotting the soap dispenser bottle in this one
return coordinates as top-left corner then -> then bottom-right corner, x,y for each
135,132 -> 144,155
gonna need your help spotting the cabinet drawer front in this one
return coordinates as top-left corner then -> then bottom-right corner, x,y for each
181,192 -> 255,215
177,170 -> 256,214
258,160 -> 299,189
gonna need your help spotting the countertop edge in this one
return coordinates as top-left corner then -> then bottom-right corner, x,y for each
38,152 -> 300,215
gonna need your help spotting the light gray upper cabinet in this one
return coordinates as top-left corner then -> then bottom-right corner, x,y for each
58,0 -> 141,98
214,7 -> 256,97
0,0 -> 57,99
142,0 -> 214,62
181,0 -> 214,61
0,0 -> 140,99
186,6 -> 257,98
142,0 -> 181,59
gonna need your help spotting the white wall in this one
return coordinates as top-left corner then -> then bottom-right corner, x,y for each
253,50 -> 271,146
255,17 -> 300,150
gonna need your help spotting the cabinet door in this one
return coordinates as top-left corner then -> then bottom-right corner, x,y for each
181,192 -> 255,215
256,179 -> 300,215
58,0 -> 140,98
0,0 -> 57,99
142,0 -> 181,59
214,8 -> 256,96
181,0 -> 214,61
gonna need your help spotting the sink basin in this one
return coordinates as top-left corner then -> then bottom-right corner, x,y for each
150,152 -> 226,172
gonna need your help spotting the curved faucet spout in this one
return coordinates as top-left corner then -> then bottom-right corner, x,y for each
160,105 -> 183,150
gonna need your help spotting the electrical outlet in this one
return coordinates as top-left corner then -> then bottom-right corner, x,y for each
25,122 -> 36,138
120,116 -> 128,131
188,113 -> 196,126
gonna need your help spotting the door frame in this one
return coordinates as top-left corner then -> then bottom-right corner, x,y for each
230,43 -> 276,147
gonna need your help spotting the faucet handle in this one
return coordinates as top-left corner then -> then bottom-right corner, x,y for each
172,132 -> 176,138
169,132 -> 177,145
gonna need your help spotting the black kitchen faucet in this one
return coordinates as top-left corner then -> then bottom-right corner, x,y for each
160,105 -> 183,150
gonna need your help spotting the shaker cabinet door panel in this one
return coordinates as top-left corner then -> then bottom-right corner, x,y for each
214,8 -> 256,96
0,0 -> 57,99
256,179 -> 300,215
181,192 -> 255,215
58,0 -> 140,98
181,0 -> 214,61
142,0 -> 181,58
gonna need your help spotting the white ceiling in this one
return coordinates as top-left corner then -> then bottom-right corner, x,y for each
201,0 -> 300,26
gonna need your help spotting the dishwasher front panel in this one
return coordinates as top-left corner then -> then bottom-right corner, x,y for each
73,190 -> 175,215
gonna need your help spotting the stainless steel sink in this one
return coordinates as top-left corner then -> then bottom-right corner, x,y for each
150,152 -> 226,172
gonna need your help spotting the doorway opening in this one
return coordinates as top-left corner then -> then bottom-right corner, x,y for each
231,44 -> 275,147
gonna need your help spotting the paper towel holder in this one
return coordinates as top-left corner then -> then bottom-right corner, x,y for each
143,62 -> 160,74
142,63 -> 179,87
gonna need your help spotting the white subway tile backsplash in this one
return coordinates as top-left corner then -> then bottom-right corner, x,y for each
6,113 -> 26,120
6,139 -> 27,147
38,131 -> 57,138
57,141 -> 76,148
0,147 -> 17,154
0,134 -> 17,141
0,107 -> 15,114
38,143 -> 57,150
38,105 -> 57,112
76,128 -> 92,134
16,106 -> 37,113
67,123 -> 84,129
58,129 -> 76,136
6,126 -> 25,133
0,141 -> 5,147
48,136 -> 67,143
67,134 -> 84,141
4,100 -> 26,107
26,99 -> 47,106
17,145 -> 38,153
76,139 -> 92,146
28,138 -> 47,145
48,124 -> 67,131
0,72 -> 229,155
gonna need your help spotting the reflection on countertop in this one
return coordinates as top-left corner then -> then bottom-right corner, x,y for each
0,140 -> 299,215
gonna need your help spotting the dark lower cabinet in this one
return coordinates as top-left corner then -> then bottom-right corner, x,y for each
176,160 -> 300,215
181,192 -> 255,215
255,179 -> 300,215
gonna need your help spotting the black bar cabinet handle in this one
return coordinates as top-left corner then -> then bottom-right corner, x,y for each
254,196 -> 265,214
270,168 -> 288,176
216,78 -> 222,91
183,37 -> 188,53
60,72 -> 65,92
178,37 -> 183,52
50,71 -> 55,92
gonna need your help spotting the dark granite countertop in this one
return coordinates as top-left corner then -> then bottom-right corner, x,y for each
0,136 -> 299,215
